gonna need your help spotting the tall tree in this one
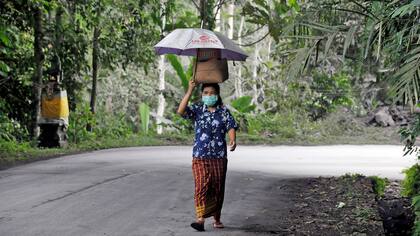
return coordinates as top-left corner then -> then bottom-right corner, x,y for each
196,0 -> 217,29
227,1 -> 234,39
31,5 -> 44,138
235,16 -> 245,98
156,0 -> 167,135
214,0 -> 222,31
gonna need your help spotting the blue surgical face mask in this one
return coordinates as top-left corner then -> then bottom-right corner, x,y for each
202,95 -> 218,106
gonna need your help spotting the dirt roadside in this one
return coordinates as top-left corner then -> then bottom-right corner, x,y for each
245,175 -> 412,236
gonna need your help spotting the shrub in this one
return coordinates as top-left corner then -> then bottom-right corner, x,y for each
94,110 -> 133,139
67,103 -> 96,143
0,100 -> 28,141
402,164 -> 420,197
413,195 -> 420,236
245,113 -> 298,139
303,72 -> 353,120
139,103 -> 150,135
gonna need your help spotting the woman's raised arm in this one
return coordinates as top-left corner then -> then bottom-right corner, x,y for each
177,79 -> 196,116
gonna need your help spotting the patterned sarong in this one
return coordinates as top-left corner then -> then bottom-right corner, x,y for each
192,158 -> 228,218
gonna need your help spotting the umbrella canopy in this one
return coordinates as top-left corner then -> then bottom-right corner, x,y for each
154,28 -> 248,61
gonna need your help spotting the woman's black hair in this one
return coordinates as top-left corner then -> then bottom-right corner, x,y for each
201,83 -> 223,106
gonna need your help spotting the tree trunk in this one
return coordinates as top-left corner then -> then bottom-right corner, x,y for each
200,0 -> 207,28
157,0 -> 167,135
32,6 -> 44,139
257,36 -> 271,110
214,0 -> 221,32
156,55 -> 166,134
88,26 -> 100,131
55,7 -> 63,51
199,0 -> 215,30
235,16 -> 245,98
227,3 -> 234,39
252,44 -> 260,105
54,6 -> 63,81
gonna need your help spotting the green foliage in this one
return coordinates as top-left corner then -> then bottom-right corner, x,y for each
402,164 -> 420,197
68,103 -> 96,144
413,195 -> 420,236
139,103 -> 150,135
400,113 -> 420,157
0,116 -> 29,142
94,110 -> 133,139
0,133 -> 178,169
169,10 -> 199,30
302,72 -> 353,120
199,0 -> 217,30
242,0 -> 298,40
0,101 -> 29,141
390,46 -> 420,107
231,96 -> 256,114
242,0 -> 420,107
0,26 -> 13,77
368,176 -> 389,197
245,113 -> 298,138
68,103 -> 136,143
0,140 -> 32,154
230,96 -> 256,133
341,173 -> 365,181
167,54 -> 192,92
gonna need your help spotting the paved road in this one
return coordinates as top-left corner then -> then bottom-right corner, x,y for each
0,145 -> 416,236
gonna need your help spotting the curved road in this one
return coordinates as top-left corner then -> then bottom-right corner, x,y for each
0,145 -> 416,236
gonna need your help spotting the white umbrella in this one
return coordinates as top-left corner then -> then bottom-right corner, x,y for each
154,28 -> 248,61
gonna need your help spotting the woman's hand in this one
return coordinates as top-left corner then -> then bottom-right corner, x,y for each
228,129 -> 236,152
229,139 -> 236,152
177,79 -> 196,115
187,79 -> 196,93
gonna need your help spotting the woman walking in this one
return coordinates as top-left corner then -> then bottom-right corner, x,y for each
177,80 -> 238,232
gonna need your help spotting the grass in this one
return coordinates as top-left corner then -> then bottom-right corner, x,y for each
368,176 -> 389,197
237,126 -> 401,146
0,133 -> 191,170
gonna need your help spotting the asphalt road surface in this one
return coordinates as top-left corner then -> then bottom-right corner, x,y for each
0,145 -> 416,236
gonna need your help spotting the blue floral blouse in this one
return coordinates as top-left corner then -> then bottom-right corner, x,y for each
182,102 -> 238,159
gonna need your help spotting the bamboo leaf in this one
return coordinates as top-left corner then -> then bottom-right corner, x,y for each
139,103 -> 150,135
231,96 -> 256,113
300,22 -> 337,33
391,3 -> 416,18
287,48 -> 308,80
342,25 -> 357,60
376,21 -> 382,60
324,32 -> 337,60
166,54 -> 189,92
364,21 -> 377,59
186,59 -> 194,81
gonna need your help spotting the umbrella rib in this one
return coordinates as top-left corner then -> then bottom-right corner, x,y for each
184,39 -> 193,50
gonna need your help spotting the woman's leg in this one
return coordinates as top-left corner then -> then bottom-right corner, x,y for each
192,160 -> 212,221
191,159 -> 211,231
213,211 -> 221,223
211,159 -> 227,227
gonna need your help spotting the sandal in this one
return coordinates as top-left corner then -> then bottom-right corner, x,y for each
213,222 -> 224,229
190,222 -> 205,232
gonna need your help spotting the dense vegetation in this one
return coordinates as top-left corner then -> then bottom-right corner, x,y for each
0,0 -> 419,232
3,0 -> 418,143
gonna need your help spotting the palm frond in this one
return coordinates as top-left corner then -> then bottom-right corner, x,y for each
287,44 -> 317,80
390,45 -> 420,106
324,32 -> 337,60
